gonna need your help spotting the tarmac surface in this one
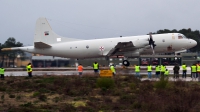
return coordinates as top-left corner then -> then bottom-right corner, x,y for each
4,67 -> 200,82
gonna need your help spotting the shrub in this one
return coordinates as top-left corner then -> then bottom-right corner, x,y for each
9,94 -> 15,98
33,91 -> 40,97
154,75 -> 168,89
0,87 -> 6,92
16,95 -> 21,100
96,77 -> 115,90
20,102 -> 33,107
38,94 -> 47,101
129,82 -> 136,90
1,94 -> 4,100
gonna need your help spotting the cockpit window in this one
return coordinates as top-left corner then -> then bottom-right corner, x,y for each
178,35 -> 183,39
178,34 -> 187,39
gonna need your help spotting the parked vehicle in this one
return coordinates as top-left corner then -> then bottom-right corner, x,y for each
152,60 -> 159,65
141,60 -> 148,66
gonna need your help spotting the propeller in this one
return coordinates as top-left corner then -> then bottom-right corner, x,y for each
148,32 -> 156,55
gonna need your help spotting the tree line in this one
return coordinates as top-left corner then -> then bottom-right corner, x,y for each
0,37 -> 24,67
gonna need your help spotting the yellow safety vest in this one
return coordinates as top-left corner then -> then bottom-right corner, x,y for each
191,66 -> 197,72
93,63 -> 98,69
182,65 -> 187,70
26,65 -> 32,72
164,70 -> 169,75
0,68 -> 5,74
197,66 -> 200,72
147,65 -> 152,72
135,66 -> 140,72
161,65 -> 166,72
155,66 -> 160,72
110,66 -> 115,73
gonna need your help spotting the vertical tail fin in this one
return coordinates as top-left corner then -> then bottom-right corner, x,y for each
34,17 -> 81,46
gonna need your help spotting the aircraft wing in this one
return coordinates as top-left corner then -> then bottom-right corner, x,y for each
106,38 -> 150,56
106,41 -> 136,56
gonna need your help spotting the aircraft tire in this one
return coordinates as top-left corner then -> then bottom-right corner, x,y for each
123,60 -> 130,66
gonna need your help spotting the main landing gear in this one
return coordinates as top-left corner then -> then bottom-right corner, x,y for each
123,60 -> 130,66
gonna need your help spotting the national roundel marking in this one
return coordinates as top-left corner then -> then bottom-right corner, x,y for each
99,46 -> 104,51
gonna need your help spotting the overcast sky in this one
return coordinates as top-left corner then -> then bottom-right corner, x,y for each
1,0 -> 200,45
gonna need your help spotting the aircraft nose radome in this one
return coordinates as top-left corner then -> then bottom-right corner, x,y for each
190,39 -> 197,48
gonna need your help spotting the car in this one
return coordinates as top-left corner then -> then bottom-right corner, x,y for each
152,60 -> 159,65
163,61 -> 169,65
141,61 -> 148,66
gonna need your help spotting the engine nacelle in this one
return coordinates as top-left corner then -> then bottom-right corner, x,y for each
132,38 -> 149,48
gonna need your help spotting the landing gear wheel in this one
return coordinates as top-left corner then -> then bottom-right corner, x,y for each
123,60 -> 130,66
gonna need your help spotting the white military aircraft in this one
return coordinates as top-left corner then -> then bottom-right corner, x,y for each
2,17 -> 197,66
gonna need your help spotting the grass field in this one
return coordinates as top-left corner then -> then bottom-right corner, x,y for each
0,75 -> 200,112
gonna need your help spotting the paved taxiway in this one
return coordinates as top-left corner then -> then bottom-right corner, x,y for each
4,70 -> 199,82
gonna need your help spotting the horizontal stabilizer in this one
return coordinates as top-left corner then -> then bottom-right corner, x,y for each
34,42 -> 52,49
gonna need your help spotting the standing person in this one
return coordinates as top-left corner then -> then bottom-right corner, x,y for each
155,64 -> 160,79
135,64 -> 140,79
173,64 -> 180,80
78,64 -> 83,77
0,67 -> 5,79
164,69 -> 169,79
160,64 -> 166,77
26,63 -> 32,77
110,64 -> 116,77
147,64 -> 152,79
197,64 -> 200,82
196,62 -> 200,78
191,63 -> 197,81
182,63 -> 187,79
93,62 -> 99,75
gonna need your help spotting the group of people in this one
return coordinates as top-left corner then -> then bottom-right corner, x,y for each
0,62 -> 32,80
1,62 -> 200,80
77,61 -> 116,77
134,64 -> 169,79
134,62 -> 200,81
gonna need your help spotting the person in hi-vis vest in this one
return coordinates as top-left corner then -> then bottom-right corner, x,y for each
191,63 -> 197,81
93,62 -> 99,75
164,69 -> 169,79
78,64 -> 83,76
155,64 -> 160,78
182,63 -> 187,78
147,64 -> 152,79
0,67 -> 5,79
135,64 -> 140,79
26,63 -> 32,77
196,64 -> 200,81
110,64 -> 116,77
160,64 -> 166,76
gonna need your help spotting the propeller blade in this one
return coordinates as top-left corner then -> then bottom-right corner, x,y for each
148,33 -> 156,55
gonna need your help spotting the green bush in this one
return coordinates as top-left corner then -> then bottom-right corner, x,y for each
1,95 -> 4,100
39,94 -> 47,101
0,87 -> 6,92
33,91 -> 40,97
154,75 -> 168,89
20,102 -> 33,107
96,77 -> 115,90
